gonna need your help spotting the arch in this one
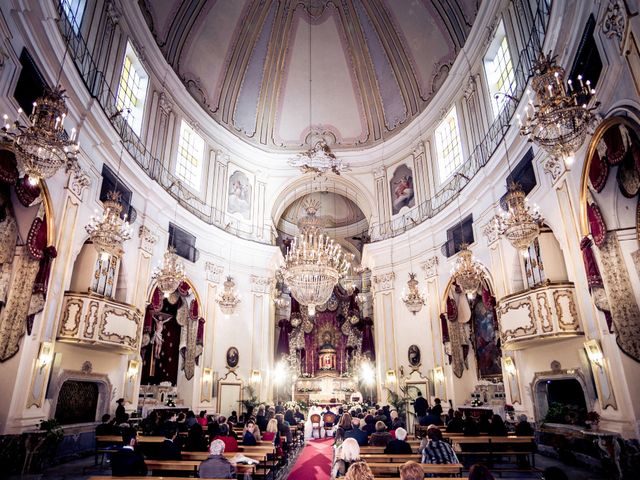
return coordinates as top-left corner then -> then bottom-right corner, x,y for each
579,115 -> 640,236
270,175 -> 375,228
439,266 -> 497,311
48,369 -> 113,424
147,276 -> 203,308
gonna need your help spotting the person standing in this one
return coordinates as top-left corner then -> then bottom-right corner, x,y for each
114,398 -> 126,425
413,392 -> 428,419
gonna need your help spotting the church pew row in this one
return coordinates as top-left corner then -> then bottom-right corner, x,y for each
364,462 -> 463,477
144,459 -> 256,476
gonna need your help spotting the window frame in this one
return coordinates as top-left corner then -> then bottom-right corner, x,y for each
434,106 -> 464,184
116,41 -> 149,136
61,0 -> 87,34
174,120 -> 205,192
483,19 -> 516,118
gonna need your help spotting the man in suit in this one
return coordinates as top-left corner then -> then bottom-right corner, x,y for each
344,417 -> 369,446
111,428 -> 147,476
158,425 -> 182,460
412,391 -> 428,419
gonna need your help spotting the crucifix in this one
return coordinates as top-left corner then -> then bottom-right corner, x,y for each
149,312 -> 173,377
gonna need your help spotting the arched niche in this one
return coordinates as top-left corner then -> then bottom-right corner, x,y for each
49,369 -> 113,425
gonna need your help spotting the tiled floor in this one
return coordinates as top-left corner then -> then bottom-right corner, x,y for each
7,452 -> 611,480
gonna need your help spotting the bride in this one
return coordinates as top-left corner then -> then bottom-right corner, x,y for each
304,405 -> 325,439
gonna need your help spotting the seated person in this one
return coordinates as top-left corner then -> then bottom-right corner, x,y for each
431,398 -> 443,418
469,463 -> 496,480
400,461 -> 424,480
197,410 -> 209,427
242,420 -> 260,445
276,413 -> 292,444
477,413 -> 491,434
362,415 -> 376,437
344,461 -> 374,480
385,427 -> 412,454
228,410 -> 238,424
419,408 -> 443,426
488,414 -> 508,436
335,413 -> 353,444
184,423 -> 206,451
198,439 -> 236,479
390,410 -> 406,430
176,412 -> 188,432
344,417 -> 368,446
96,413 -> 115,436
515,414 -> 534,436
332,438 -> 361,478
185,410 -> 198,429
111,428 -> 147,477
463,416 -> 480,436
368,421 -> 392,447
294,406 -> 305,422
215,423 -> 239,452
421,425 -> 459,464
446,410 -> 465,433
284,409 -> 296,425
156,425 -> 181,460
261,419 -> 281,447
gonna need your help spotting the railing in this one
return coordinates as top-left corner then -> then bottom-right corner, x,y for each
55,0 -> 550,246
55,0 -> 275,245
368,0 -> 551,241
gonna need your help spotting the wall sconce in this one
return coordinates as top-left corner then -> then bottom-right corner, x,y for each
250,370 -> 262,384
202,368 -> 213,382
433,366 -> 445,384
503,356 -> 516,376
127,360 -> 140,378
585,339 -> 604,367
38,342 -> 54,370
386,370 -> 397,384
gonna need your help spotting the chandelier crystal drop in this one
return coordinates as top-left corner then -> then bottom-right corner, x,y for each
282,200 -> 350,315
401,273 -> 426,315
2,86 -> 80,183
451,244 -> 484,299
85,191 -> 132,258
152,247 -> 186,297
497,182 -> 543,252
518,53 -> 598,160
217,276 -> 241,315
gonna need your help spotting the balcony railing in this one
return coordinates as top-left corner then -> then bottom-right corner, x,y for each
57,292 -> 143,352
496,282 -> 583,349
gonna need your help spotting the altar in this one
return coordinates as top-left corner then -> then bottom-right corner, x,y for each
294,375 -> 356,404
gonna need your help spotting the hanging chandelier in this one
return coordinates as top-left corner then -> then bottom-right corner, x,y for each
85,191 -> 132,258
217,276 -> 241,315
282,199 -> 350,317
518,53 -> 598,160
152,247 -> 186,297
339,258 -> 357,295
288,140 -> 350,176
2,86 -> 79,184
451,244 -> 484,299
402,273 -> 426,315
497,182 -> 543,253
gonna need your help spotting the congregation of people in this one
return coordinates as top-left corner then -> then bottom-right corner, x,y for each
98,401 -> 305,478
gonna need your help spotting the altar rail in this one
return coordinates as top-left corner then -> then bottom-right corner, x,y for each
496,282 -> 583,350
57,291 -> 143,352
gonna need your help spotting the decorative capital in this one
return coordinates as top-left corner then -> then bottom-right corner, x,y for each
138,225 -> 158,254
541,155 -> 567,184
216,150 -> 230,165
602,1 -> 629,50
482,215 -> 502,245
66,169 -> 90,200
373,165 -> 386,179
421,256 -> 439,278
412,141 -> 426,158
250,275 -> 273,293
205,262 -> 224,283
158,91 -> 173,115
372,271 -> 395,293
463,75 -> 477,99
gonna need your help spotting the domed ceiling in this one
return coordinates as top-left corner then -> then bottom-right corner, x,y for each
139,0 -> 481,151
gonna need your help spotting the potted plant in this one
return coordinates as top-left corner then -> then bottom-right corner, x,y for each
22,419 -> 64,474
240,385 -> 259,417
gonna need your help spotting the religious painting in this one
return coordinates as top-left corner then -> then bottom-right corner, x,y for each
227,170 -> 252,220
408,344 -> 421,366
390,163 -> 415,215
472,298 -> 502,378
226,346 -> 239,368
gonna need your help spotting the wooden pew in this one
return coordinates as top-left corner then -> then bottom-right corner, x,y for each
360,453 -> 421,463
365,462 -> 463,477
145,459 -> 256,476
451,436 -> 537,470
96,435 -> 166,443
360,446 -> 420,454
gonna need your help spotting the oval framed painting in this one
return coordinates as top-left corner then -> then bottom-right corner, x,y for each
226,347 -> 239,368
408,345 -> 421,366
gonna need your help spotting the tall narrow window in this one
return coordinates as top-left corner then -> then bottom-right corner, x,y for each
61,0 -> 86,34
435,107 -> 463,182
116,42 -> 148,136
484,21 -> 516,116
176,121 -> 204,190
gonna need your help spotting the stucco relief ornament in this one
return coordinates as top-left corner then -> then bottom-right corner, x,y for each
288,140 -> 350,177
205,262 -> 224,283
421,256 -> 439,278
602,1 -> 631,49
482,215 -> 502,245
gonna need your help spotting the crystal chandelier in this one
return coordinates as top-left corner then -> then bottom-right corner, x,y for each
153,247 -> 186,297
451,244 -> 484,299
85,191 -> 132,258
2,86 -> 79,183
282,200 -> 350,317
518,53 -> 598,160
217,276 -> 241,315
401,273 -> 425,315
339,258 -> 357,295
288,140 -> 350,176
497,182 -> 543,253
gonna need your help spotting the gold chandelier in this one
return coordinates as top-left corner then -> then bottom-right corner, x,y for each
216,276 -> 241,315
518,53 -> 598,160
85,191 -> 132,258
451,244 -> 484,299
282,200 -> 350,316
498,182 -> 543,253
2,86 -> 79,184
401,273 -> 425,315
153,247 -> 186,297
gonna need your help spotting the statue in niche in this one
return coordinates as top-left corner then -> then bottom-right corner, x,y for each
318,332 -> 337,371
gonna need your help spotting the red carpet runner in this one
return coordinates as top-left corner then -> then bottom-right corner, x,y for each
288,438 -> 334,479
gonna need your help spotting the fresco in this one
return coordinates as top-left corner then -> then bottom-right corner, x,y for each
227,170 -> 252,219
390,163 -> 415,215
